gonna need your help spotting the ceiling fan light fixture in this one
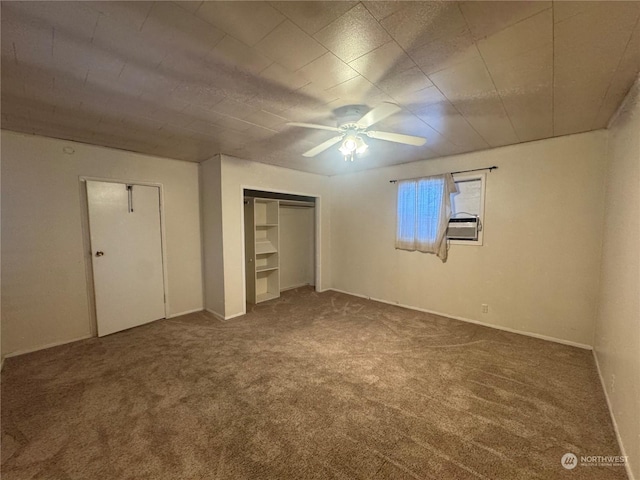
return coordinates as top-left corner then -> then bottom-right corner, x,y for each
339,135 -> 358,155
339,134 -> 368,160
289,103 -> 426,160
355,136 -> 368,154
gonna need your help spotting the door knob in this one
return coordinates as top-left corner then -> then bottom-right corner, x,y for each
95,251 -> 104,257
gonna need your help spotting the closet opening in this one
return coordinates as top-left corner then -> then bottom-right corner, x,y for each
243,189 -> 317,305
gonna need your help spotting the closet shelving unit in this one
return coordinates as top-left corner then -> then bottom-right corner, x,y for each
244,198 -> 280,303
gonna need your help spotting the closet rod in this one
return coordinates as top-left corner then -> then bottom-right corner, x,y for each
279,200 -> 315,207
389,166 -> 497,183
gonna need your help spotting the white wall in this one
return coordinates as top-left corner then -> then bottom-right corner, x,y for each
1,131 -> 203,356
200,157 -> 225,317
201,154 -> 331,318
330,131 -> 608,348
595,79 -> 640,480
279,205 -> 315,290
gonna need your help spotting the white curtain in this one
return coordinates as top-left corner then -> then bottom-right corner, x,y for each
395,173 -> 458,261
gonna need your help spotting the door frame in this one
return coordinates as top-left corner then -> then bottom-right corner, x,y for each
240,185 -> 322,311
79,176 -> 170,337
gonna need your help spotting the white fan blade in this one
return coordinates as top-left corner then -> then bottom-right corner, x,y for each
366,130 -> 427,146
356,103 -> 402,128
302,135 -> 344,157
287,122 -> 341,133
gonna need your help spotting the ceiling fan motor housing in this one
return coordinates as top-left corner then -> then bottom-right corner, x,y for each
333,105 -> 370,128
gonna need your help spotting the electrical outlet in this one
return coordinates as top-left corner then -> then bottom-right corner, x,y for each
481,304 -> 489,314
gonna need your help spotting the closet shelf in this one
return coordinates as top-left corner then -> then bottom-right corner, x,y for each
255,240 -> 277,255
256,291 -> 279,303
245,197 -> 280,305
256,265 -> 279,273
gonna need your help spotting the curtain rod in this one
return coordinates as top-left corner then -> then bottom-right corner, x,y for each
389,166 -> 498,183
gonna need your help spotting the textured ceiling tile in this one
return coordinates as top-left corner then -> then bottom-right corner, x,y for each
281,105 -> 334,127
92,12 -> 166,66
255,20 -> 327,71
592,22 -> 640,127
314,4 -> 391,63
172,1 -> 203,15
1,5 -> 54,68
140,2 -> 225,58
52,35 -> 93,79
348,41 -> 415,84
298,52 -> 359,89
375,111 -> 431,138
381,2 -> 467,50
1,71 -> 25,97
80,45 -> 126,81
459,1 -> 551,40
244,87 -> 310,114
14,1 -> 99,39
554,3 -> 640,58
553,97 -> 602,136
552,1 -> 600,24
407,28 -> 479,75
398,85 -> 448,110
150,107 -> 195,129
87,1 -> 153,31
325,75 -> 391,106
362,1 -> 409,21
187,118 -> 233,137
418,124 -> 468,157
477,9 -> 552,66
117,63 -> 181,97
171,84 -> 226,110
194,57 -> 260,103
210,97 -> 260,120
553,2 -> 640,134
195,1 -> 285,47
1,94 -> 42,119
260,62 -> 311,90
296,83 -> 341,106
243,124 -> 279,141
377,66 -> 433,101
429,56 -> 496,102
2,0 -> 639,174
488,46 -> 552,94
501,87 -> 553,142
455,95 -> 520,146
209,35 -> 273,74
244,109 -> 289,129
414,101 -> 489,149
271,1 -> 358,35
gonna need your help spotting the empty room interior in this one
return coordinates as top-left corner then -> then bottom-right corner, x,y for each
1,1 -> 639,479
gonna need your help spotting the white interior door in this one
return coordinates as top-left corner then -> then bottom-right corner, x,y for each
86,181 -> 166,336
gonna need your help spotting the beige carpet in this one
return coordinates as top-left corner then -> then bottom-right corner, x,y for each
1,288 -> 626,479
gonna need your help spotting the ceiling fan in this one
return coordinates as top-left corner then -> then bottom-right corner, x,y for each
287,103 -> 427,161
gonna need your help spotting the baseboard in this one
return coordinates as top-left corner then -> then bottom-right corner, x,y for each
327,288 -> 593,350
205,308 -> 225,320
593,350 -> 635,480
3,334 -> 94,359
205,308 -> 245,321
166,307 -> 204,319
281,283 -> 313,292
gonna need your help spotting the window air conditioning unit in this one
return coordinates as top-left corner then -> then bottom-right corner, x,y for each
447,217 -> 479,241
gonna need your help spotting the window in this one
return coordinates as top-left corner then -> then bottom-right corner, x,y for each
395,174 -> 458,261
448,173 -> 486,245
